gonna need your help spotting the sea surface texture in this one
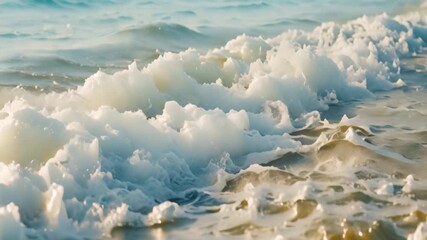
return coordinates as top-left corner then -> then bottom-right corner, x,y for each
0,0 -> 427,239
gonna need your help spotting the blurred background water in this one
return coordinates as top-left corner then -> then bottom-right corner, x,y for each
0,0 -> 420,91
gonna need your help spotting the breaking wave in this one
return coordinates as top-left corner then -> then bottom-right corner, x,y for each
0,5 -> 427,240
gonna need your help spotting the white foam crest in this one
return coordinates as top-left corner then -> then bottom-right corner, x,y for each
409,222 -> 427,240
0,203 -> 26,240
0,7 -> 426,238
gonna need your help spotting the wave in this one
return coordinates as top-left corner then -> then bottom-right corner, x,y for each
0,4 -> 426,240
0,0 -> 118,8
213,2 -> 270,11
115,23 -> 205,39
261,18 -> 320,28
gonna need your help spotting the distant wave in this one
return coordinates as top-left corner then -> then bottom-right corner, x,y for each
174,10 -> 197,16
0,32 -> 31,38
261,18 -> 320,28
0,0 -> 117,8
115,23 -> 206,39
213,2 -> 270,10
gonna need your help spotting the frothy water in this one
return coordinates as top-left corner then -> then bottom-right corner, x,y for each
0,0 -> 420,90
0,1 -> 427,239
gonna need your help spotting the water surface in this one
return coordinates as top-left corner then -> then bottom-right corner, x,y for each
0,1 -> 427,239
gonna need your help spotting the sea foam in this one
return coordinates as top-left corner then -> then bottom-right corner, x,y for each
0,8 -> 426,239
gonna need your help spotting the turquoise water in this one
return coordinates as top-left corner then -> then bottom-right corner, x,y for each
1,1 -> 427,239
0,0 -> 420,90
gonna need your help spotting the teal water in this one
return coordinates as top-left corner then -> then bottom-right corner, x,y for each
0,0 -> 420,90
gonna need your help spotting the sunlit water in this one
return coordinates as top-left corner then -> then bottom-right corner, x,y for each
0,1 -> 427,240
0,0 -> 420,90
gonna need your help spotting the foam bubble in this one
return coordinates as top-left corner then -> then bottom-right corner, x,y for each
0,7 -> 426,239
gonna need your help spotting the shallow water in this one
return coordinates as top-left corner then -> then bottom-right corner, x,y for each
1,1 -> 427,240
111,54 -> 427,240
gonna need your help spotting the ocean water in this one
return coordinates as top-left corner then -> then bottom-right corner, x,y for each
0,0 -> 421,90
0,0 -> 427,239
